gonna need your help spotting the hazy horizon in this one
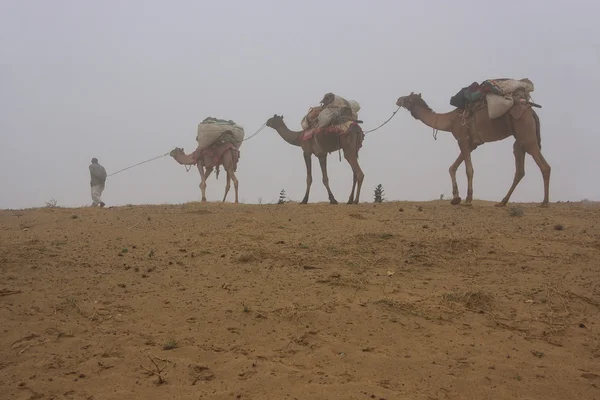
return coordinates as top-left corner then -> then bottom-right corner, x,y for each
2,1 -> 599,209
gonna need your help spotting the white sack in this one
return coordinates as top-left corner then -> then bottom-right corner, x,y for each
486,93 -> 514,119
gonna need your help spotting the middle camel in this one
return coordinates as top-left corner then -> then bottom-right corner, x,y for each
266,93 -> 365,204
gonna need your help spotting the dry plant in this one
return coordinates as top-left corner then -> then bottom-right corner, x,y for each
508,207 -> 524,217
163,339 -> 178,350
533,284 -> 600,337
140,354 -> 167,384
45,198 -> 58,208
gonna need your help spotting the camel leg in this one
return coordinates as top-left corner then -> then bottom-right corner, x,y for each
318,156 -> 338,204
342,136 -> 365,204
231,170 -> 239,204
197,165 -> 211,202
347,172 -> 357,205
449,153 -> 464,205
496,142 -> 526,207
514,113 -> 551,207
459,141 -> 474,206
221,170 -> 239,203
344,156 -> 364,204
222,171 -> 231,203
524,145 -> 551,207
300,152 -> 312,204
221,152 -> 239,204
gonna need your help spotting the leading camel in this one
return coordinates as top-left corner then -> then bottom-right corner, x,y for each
266,115 -> 365,204
396,92 -> 551,207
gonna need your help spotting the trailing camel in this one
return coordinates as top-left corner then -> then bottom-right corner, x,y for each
170,146 -> 240,203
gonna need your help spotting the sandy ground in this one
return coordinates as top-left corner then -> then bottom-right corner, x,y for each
1,201 -> 599,400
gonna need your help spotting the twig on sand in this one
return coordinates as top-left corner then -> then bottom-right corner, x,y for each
69,299 -> 112,321
0,289 -> 22,297
95,270 -> 111,275
148,353 -> 172,363
18,339 -> 50,355
89,308 -> 112,321
566,290 -> 600,308
128,221 -> 142,230
506,251 -> 557,259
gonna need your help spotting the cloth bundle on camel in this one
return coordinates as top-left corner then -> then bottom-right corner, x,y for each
299,93 -> 361,141
196,117 -> 245,150
191,132 -> 240,170
191,117 -> 245,168
450,78 -> 535,119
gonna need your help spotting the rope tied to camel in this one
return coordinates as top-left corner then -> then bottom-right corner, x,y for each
107,152 -> 171,177
362,106 -> 401,134
243,122 -> 267,141
432,113 -> 438,140
107,121 -> 268,177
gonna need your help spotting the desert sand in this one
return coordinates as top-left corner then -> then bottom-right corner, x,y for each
1,201 -> 599,399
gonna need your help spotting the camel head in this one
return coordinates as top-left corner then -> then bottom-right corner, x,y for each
319,92 -> 335,106
266,114 -> 284,128
396,92 -> 425,111
169,147 -> 184,158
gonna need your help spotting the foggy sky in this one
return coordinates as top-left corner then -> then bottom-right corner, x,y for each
1,0 -> 599,209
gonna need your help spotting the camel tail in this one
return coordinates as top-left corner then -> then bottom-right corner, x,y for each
216,166 -> 220,180
532,109 -> 541,150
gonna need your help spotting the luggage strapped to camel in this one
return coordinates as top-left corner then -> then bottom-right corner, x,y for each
299,93 -> 362,143
190,117 -> 246,173
450,78 -> 539,146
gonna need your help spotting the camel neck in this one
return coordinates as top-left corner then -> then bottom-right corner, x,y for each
273,122 -> 303,146
412,105 -> 457,132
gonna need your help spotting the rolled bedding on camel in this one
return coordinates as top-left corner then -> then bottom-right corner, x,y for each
196,117 -> 245,150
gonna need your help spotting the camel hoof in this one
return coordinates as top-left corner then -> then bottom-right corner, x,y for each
330,200 -> 339,205
450,197 -> 462,206
539,202 -> 550,208
300,200 -> 308,205
347,200 -> 353,205
494,202 -> 507,208
201,198 -> 207,203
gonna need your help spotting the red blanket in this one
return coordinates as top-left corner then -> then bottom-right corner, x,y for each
301,121 -> 361,142
192,142 -> 240,171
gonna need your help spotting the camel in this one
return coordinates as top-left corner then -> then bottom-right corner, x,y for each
266,115 -> 365,204
170,145 -> 240,203
396,92 -> 551,207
